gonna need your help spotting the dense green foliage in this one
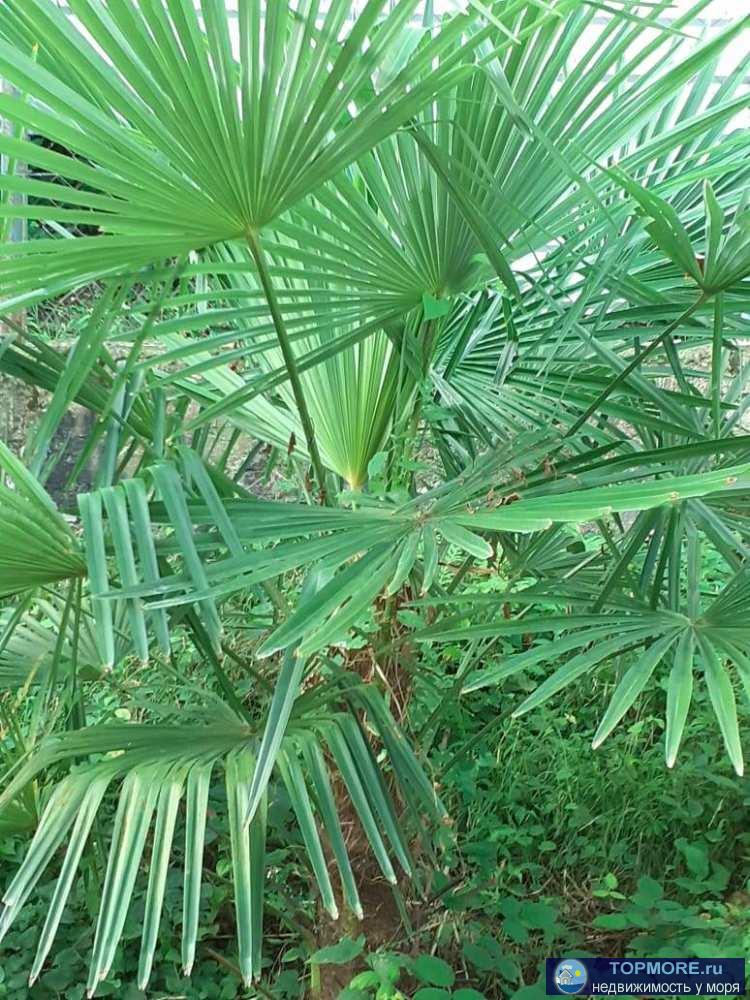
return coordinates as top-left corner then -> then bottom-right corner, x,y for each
2,634 -> 749,998
1,0 -> 749,996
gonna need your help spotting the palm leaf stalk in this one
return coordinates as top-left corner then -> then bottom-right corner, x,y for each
246,228 -> 330,501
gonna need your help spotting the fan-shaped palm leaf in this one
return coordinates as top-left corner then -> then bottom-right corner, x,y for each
0,440 -> 85,597
0,0 -> 503,311
0,679 -> 442,991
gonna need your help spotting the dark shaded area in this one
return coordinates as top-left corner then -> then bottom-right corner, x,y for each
0,377 -> 97,505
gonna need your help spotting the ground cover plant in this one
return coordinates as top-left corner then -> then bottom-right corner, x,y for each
0,0 -> 749,996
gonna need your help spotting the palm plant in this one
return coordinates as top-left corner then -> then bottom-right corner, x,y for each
1,0 -> 750,993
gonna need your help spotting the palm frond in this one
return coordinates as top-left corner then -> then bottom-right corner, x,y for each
418,562 -> 750,774
0,677 -> 441,992
73,443 -> 750,659
0,0 -> 507,311
0,441 -> 85,598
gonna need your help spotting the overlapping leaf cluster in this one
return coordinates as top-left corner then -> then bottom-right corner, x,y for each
0,0 -> 749,991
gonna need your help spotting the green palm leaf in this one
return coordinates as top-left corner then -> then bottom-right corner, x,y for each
0,0 -> 496,311
419,564 -> 750,773
72,443 -> 750,661
0,679 -> 441,990
0,441 -> 85,598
